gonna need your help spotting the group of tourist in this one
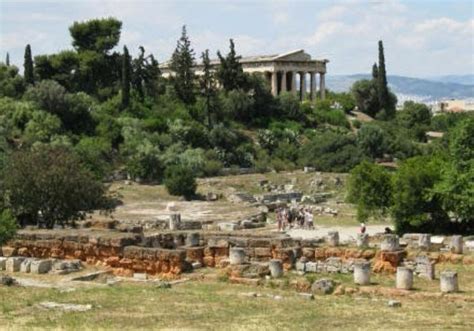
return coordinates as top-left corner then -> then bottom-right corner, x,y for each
276,207 -> 314,231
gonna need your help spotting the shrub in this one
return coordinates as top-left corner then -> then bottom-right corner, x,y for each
164,165 -> 197,199
1,145 -> 113,228
0,209 -> 17,245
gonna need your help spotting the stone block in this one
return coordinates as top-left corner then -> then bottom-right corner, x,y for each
0,257 -> 7,271
269,259 -> 283,278
396,267 -> 413,290
295,261 -> 306,272
218,222 -> 239,231
305,262 -> 318,273
6,257 -> 25,272
229,248 -> 246,265
20,259 -> 33,273
30,259 -> 52,274
354,261 -> 371,285
440,271 -> 458,293
380,234 -> 400,252
311,278 -> 334,295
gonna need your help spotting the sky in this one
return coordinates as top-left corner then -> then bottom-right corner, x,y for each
1,0 -> 473,77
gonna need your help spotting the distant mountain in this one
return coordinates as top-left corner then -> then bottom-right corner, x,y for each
326,74 -> 474,103
425,74 -> 474,86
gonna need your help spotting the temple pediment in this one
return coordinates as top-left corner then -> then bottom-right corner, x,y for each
273,49 -> 312,61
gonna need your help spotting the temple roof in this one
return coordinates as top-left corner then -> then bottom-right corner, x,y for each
160,49 -> 328,68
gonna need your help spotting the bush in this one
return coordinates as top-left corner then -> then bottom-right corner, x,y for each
298,130 -> 365,172
1,145 -> 113,228
164,165 -> 197,199
347,161 -> 392,221
0,209 -> 17,245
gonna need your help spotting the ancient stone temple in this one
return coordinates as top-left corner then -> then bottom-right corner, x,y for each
160,49 -> 329,100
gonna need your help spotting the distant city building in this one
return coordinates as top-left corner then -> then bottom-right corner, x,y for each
160,49 -> 329,100
432,99 -> 474,113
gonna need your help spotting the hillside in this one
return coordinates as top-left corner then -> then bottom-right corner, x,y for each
327,74 -> 474,102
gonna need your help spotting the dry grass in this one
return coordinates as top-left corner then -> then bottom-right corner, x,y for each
1,264 -> 473,330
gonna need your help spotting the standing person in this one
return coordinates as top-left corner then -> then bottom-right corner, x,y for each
305,209 -> 314,229
360,223 -> 366,234
276,208 -> 282,232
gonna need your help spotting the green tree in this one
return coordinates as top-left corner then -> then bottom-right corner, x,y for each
0,64 -> 25,98
69,17 -> 122,53
200,49 -> 217,128
217,39 -> 247,91
171,25 -> 196,104
371,62 -> 378,80
347,161 -> 392,221
164,165 -> 196,199
131,46 -> 161,100
377,40 -> 395,118
351,79 -> 379,117
434,119 -> 474,228
1,145 -> 113,228
122,45 -> 131,108
6,52 -> 10,66
391,156 -> 448,234
0,209 -> 17,246
24,44 -> 35,85
357,124 -> 388,159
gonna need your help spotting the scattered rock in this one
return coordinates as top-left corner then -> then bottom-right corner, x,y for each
38,302 -> 93,312
388,300 -> 402,308
311,278 -> 335,295
298,293 -> 314,300
156,281 -> 171,289
192,262 -> 203,269
0,275 -> 17,286
133,273 -> 148,281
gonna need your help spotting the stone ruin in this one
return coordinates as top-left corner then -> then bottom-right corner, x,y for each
1,227 -> 471,293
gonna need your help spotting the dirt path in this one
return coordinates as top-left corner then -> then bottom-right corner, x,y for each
286,224 -> 390,241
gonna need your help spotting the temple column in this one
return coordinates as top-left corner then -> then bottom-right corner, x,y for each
291,71 -> 297,95
320,72 -> 326,100
310,72 -> 316,101
281,71 -> 287,93
271,71 -> 278,96
299,72 -> 306,101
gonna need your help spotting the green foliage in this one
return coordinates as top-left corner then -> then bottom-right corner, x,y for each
164,165 -> 197,199
74,137 -> 112,179
278,93 -> 301,120
69,17 -> 122,53
433,119 -> 474,227
200,49 -> 217,128
347,161 -> 392,221
391,156 -> 449,234
0,209 -> 17,245
298,130 -> 365,172
23,111 -> 62,144
24,44 -> 35,85
351,41 -> 396,119
351,79 -> 379,117
377,40 -> 394,118
1,145 -> 112,228
217,39 -> 248,91
122,46 -> 131,108
313,100 -> 350,128
132,46 -> 162,100
171,26 -> 195,104
357,124 -> 388,158
24,80 -> 68,114
0,64 -> 25,98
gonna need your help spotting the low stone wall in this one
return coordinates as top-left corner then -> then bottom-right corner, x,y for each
1,230 -> 188,277
4,229 -> 472,278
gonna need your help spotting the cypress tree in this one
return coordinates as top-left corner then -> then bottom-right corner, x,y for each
170,25 -> 196,104
121,45 -> 131,108
24,44 -> 35,85
217,39 -> 246,91
200,49 -> 217,128
371,62 -> 378,80
6,52 -> 10,66
377,40 -> 390,114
